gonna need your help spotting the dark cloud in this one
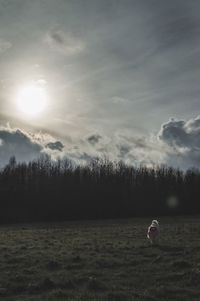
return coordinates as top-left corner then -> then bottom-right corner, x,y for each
159,116 -> 200,149
46,141 -> 64,151
46,29 -> 85,55
87,134 -> 102,145
159,119 -> 189,148
159,115 -> 200,169
50,30 -> 66,45
186,116 -> 200,133
0,128 -> 43,166
0,127 -> 68,166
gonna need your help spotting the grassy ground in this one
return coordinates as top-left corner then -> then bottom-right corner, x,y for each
0,217 -> 200,301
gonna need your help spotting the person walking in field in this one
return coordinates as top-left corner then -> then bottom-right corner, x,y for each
147,220 -> 160,244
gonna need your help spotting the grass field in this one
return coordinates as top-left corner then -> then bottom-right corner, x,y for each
0,217 -> 200,301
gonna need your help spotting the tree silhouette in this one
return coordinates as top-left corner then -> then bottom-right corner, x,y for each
0,156 -> 199,223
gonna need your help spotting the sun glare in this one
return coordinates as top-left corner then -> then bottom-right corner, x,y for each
17,84 -> 48,117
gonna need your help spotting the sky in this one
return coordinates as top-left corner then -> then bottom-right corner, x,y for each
0,0 -> 200,169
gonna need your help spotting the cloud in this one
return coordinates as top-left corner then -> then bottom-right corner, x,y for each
113,133 -> 165,167
74,131 -> 165,167
46,141 -> 64,152
0,115 -> 199,171
50,31 -> 65,45
0,126 -> 164,168
0,126 -> 67,166
45,30 -> 85,55
84,126 -> 200,170
159,119 -> 189,148
0,38 -> 12,54
87,134 -> 102,145
0,127 -> 42,166
159,116 -> 200,150
118,145 -> 131,157
159,115 -> 200,169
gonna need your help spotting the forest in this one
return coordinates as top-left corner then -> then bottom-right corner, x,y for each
0,155 -> 199,223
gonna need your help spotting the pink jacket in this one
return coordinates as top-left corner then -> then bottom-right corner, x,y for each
147,225 -> 159,239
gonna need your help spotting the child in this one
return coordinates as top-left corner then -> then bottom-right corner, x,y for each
147,220 -> 160,244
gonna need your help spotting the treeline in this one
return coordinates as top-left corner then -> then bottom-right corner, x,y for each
0,155 -> 199,223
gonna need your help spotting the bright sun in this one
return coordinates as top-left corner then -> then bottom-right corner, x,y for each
17,84 -> 48,117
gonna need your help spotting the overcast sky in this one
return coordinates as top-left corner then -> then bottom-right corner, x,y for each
0,0 -> 200,169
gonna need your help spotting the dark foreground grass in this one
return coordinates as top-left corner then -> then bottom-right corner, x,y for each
0,216 -> 200,301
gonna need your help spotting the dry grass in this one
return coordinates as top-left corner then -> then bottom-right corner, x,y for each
0,216 -> 199,300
